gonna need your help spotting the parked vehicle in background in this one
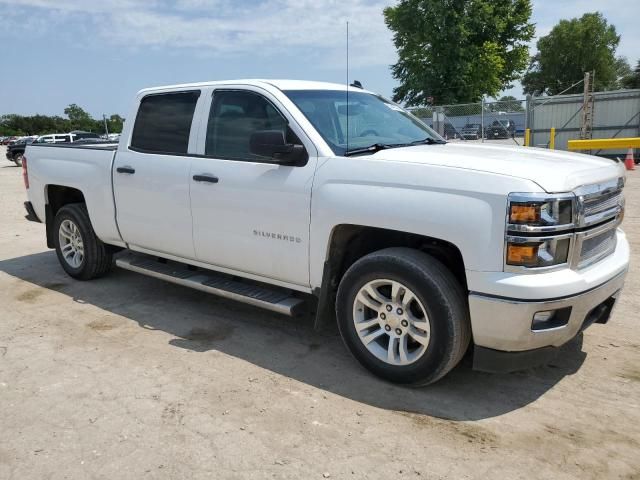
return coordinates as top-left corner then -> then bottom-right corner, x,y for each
33,132 -> 101,144
5,136 -> 37,166
6,132 -> 102,166
69,131 -> 101,141
427,122 -> 460,140
486,119 -> 516,139
33,134 -> 73,145
23,79 -> 629,385
2,136 -> 18,145
461,123 -> 482,140
442,123 -> 460,140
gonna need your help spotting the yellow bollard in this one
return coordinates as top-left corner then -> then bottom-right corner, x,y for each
549,127 -> 556,150
524,128 -> 530,147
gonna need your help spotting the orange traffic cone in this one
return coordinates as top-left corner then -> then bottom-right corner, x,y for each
625,148 -> 635,171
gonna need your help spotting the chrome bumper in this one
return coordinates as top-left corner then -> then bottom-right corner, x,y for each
468,269 -> 627,353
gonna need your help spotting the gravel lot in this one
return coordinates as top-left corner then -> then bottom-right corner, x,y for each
1,146 -> 639,479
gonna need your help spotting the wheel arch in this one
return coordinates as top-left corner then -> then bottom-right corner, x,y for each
313,224 -> 467,330
44,185 -> 86,248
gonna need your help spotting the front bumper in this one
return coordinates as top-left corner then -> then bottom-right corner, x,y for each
468,231 -> 629,372
471,274 -> 624,372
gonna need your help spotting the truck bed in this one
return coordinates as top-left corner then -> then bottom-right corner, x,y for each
25,141 -> 123,247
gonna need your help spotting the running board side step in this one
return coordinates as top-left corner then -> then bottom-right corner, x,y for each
115,253 -> 306,317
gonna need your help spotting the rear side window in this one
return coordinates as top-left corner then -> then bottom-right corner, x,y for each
131,91 -> 200,154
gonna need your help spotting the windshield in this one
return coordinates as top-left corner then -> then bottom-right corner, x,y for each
284,90 -> 443,156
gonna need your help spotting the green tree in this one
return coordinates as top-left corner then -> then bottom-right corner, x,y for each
620,59 -> 640,89
0,107 -> 124,137
64,104 -> 95,131
384,0 -> 534,105
107,114 -> 125,134
522,12 -> 621,95
489,95 -> 524,112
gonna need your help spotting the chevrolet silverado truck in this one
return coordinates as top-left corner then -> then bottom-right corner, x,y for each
22,80 -> 629,385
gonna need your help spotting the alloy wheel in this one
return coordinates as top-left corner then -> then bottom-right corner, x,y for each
352,279 -> 431,366
58,219 -> 85,268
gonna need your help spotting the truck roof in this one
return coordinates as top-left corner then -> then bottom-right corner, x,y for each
137,79 -> 373,96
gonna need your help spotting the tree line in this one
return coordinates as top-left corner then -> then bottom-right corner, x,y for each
0,104 -> 124,137
384,2 -> 640,105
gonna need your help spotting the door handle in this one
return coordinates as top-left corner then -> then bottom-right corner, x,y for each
116,166 -> 135,174
193,174 -> 219,183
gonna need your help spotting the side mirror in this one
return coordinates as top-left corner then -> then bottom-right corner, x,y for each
249,130 -> 307,166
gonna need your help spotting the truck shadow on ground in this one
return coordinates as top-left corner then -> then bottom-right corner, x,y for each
1,250 -> 587,421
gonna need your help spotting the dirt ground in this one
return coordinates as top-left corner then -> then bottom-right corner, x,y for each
1,146 -> 639,479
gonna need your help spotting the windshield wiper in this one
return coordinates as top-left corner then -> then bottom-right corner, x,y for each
408,137 -> 447,145
344,137 -> 446,157
344,143 -> 395,157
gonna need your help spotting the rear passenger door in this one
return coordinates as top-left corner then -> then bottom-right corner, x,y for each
113,90 -> 201,259
189,87 -> 317,287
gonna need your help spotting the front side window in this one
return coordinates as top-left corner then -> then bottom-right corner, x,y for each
284,90 -> 442,156
131,91 -> 200,154
205,90 -> 299,161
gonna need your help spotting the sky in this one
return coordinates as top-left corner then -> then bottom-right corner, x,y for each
0,0 -> 638,118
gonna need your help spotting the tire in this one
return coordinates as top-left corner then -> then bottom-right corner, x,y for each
13,153 -> 23,167
53,203 -> 113,280
336,247 -> 471,386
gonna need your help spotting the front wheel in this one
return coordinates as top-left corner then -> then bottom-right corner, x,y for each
336,248 -> 470,385
53,203 -> 113,280
13,153 -> 24,167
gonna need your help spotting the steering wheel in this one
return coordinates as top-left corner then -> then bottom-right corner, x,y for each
360,129 -> 379,137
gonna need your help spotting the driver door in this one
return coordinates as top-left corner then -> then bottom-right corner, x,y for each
189,87 -> 318,287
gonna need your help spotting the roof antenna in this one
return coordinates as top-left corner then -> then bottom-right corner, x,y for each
346,20 -> 349,153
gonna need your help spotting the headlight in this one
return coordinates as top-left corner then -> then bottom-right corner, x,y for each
505,192 -> 576,271
508,196 -> 573,229
506,236 -> 571,268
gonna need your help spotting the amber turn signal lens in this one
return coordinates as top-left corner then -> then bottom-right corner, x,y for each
507,244 -> 539,266
510,204 -> 540,224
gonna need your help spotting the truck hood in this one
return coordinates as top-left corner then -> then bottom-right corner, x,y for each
372,143 -> 625,192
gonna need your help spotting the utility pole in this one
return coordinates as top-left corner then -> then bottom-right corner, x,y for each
579,71 -> 594,140
103,114 -> 109,137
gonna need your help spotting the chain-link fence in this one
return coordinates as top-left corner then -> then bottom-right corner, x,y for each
407,89 -> 640,157
407,99 -> 527,145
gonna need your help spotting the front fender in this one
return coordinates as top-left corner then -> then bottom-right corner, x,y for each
308,157 -> 542,289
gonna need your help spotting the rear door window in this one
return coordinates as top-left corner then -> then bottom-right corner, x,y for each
130,91 -> 200,154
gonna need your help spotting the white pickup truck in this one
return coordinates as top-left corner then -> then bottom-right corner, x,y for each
23,80 -> 629,385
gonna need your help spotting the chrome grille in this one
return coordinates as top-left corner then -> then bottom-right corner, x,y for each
578,227 -> 617,268
583,190 -> 622,216
578,178 -> 624,227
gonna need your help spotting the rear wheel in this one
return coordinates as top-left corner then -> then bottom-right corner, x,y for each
336,247 -> 470,385
13,153 -> 23,167
53,203 -> 113,280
